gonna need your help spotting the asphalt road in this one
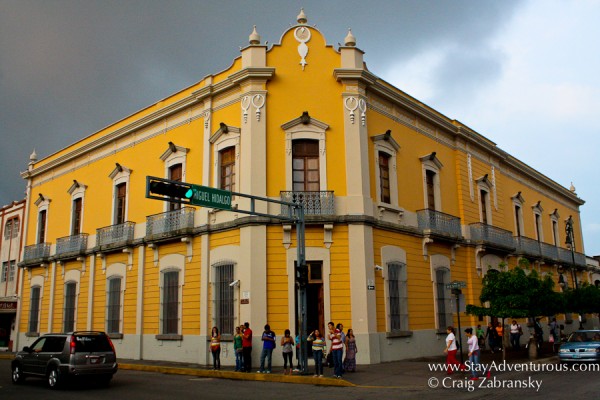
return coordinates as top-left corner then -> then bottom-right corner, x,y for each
1,359 -> 598,400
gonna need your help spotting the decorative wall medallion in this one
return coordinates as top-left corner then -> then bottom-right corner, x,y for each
204,111 -> 211,129
294,26 -> 311,70
241,94 -> 265,123
358,98 -> 367,126
344,97 -> 358,124
241,96 -> 251,123
251,94 -> 265,121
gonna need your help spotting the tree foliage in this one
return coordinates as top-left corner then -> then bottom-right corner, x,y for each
466,263 -> 564,319
564,283 -> 600,315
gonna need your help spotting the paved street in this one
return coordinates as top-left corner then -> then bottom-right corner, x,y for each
1,355 -> 599,400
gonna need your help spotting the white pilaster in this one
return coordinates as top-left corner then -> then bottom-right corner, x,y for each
135,245 -> 145,360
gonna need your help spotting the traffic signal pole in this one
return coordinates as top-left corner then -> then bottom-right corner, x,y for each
146,176 -> 310,374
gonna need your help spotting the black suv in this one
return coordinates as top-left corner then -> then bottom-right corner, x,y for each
11,331 -> 118,389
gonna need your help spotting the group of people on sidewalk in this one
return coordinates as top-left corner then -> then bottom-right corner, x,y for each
208,321 -> 358,377
444,326 -> 490,381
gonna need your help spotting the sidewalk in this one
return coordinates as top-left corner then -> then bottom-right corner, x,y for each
1,346 -> 559,388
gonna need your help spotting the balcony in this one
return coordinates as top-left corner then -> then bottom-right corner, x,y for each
96,222 -> 135,250
146,207 -> 195,242
280,191 -> 335,217
514,236 -> 541,257
55,233 -> 88,258
540,242 -> 559,260
21,243 -> 51,265
469,223 -> 515,251
417,209 -> 462,239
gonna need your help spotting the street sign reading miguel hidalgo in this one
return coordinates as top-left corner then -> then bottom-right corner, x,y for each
146,176 -> 231,210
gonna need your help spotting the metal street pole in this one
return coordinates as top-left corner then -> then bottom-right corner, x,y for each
295,206 -> 309,374
452,288 -> 464,365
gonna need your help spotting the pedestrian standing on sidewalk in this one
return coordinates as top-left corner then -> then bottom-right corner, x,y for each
484,322 -> 499,353
307,329 -> 326,377
234,325 -> 244,372
257,324 -> 276,374
242,322 -> 253,373
281,329 -> 294,375
509,320 -> 522,350
465,328 -> 480,380
343,328 -> 357,372
443,326 -> 460,374
329,322 -> 344,378
210,326 -> 221,370
476,324 -> 485,350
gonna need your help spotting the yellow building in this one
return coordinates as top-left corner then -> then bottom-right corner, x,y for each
16,10 -> 595,365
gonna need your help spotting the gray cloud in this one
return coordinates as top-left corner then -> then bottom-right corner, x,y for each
0,0 -> 524,205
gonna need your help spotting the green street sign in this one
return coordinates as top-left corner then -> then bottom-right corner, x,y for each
445,280 -> 467,290
186,184 -> 232,210
146,176 -> 231,210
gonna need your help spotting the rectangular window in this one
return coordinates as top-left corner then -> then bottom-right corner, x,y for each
1,262 -> 7,283
535,213 -> 542,241
29,287 -> 41,333
9,260 -> 16,282
72,198 -> 82,235
388,262 -> 408,332
169,164 -> 183,211
115,183 -> 127,225
219,147 -> 236,192
37,210 -> 47,244
379,152 -> 391,204
426,170 -> 436,210
214,264 -> 234,336
162,271 -> 179,334
106,278 -> 121,334
63,282 -> 76,332
480,190 -> 488,224
552,220 -> 559,246
515,205 -> 522,236
3,219 -> 12,239
292,140 -> 320,192
435,269 -> 452,330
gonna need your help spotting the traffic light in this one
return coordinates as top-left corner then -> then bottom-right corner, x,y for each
146,177 -> 193,203
296,264 -> 308,288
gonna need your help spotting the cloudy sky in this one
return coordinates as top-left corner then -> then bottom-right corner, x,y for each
1,0 -> 599,255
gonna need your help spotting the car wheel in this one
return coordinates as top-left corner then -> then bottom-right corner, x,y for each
12,364 -> 25,384
47,367 -> 62,389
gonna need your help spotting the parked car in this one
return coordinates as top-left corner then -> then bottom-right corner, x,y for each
558,329 -> 600,365
11,331 -> 118,389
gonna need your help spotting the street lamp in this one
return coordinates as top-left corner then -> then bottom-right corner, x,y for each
446,280 -> 467,365
565,215 -> 583,329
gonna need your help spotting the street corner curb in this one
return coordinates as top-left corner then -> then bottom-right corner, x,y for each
119,363 -> 355,387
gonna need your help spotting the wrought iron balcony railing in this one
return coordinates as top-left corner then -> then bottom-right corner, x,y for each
22,243 -> 51,263
96,222 -> 135,248
469,223 -> 516,250
146,207 -> 195,241
417,209 -> 462,238
558,247 -> 572,264
280,191 -> 335,216
514,236 -> 541,257
55,233 -> 88,257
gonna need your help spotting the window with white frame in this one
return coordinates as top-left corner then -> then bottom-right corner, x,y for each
160,141 -> 189,212
168,163 -> 183,211
106,277 -> 122,334
4,217 -> 19,239
550,209 -> 560,246
109,164 -> 131,225
219,147 -> 236,192
37,210 -> 47,244
214,263 -> 235,336
210,124 -> 240,196
420,153 -> 442,211
63,282 -> 77,332
387,262 -> 408,332
476,175 -> 493,225
0,262 -> 7,282
67,180 -> 86,235
512,192 -> 525,236
434,267 -> 453,330
532,202 -> 544,242
8,260 -> 15,282
161,270 -> 180,335
292,140 -> 320,191
372,131 -> 400,207
29,286 -> 41,333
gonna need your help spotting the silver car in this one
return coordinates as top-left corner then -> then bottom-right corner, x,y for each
11,331 -> 118,389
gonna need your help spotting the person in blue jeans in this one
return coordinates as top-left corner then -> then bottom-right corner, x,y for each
233,325 -> 244,372
328,322 -> 344,378
466,328 -> 487,380
307,329 -> 326,376
257,324 -> 276,373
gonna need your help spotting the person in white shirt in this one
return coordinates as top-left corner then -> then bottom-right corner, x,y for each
465,328 -> 481,380
443,326 -> 460,374
509,320 -> 522,350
